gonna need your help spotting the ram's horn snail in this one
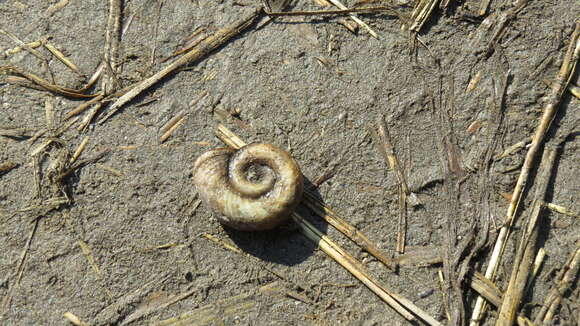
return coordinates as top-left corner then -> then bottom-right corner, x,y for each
192,143 -> 304,231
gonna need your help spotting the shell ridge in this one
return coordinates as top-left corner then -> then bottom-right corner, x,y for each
193,143 -> 304,231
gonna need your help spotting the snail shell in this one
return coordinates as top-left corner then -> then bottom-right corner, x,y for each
192,143 -> 304,231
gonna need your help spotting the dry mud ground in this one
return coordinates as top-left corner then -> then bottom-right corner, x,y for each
0,0 -> 579,325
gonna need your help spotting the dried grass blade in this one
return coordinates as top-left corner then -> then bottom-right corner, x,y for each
534,246 -> 580,324
0,65 -> 96,99
44,42 -> 84,76
496,147 -> 557,326
98,8 -> 263,124
302,191 -> 398,270
214,124 -> 442,326
292,213 -> 417,322
470,21 -> 580,326
324,0 -> 379,38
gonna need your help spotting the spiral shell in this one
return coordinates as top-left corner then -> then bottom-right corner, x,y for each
192,143 -> 304,231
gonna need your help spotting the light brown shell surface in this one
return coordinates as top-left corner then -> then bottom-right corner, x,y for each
192,143 -> 304,231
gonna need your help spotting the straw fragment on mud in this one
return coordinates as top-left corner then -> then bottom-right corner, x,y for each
215,124 -> 442,326
98,8 -> 264,124
470,21 -> 580,326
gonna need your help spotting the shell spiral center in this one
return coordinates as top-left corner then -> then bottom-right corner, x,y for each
193,143 -> 304,231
